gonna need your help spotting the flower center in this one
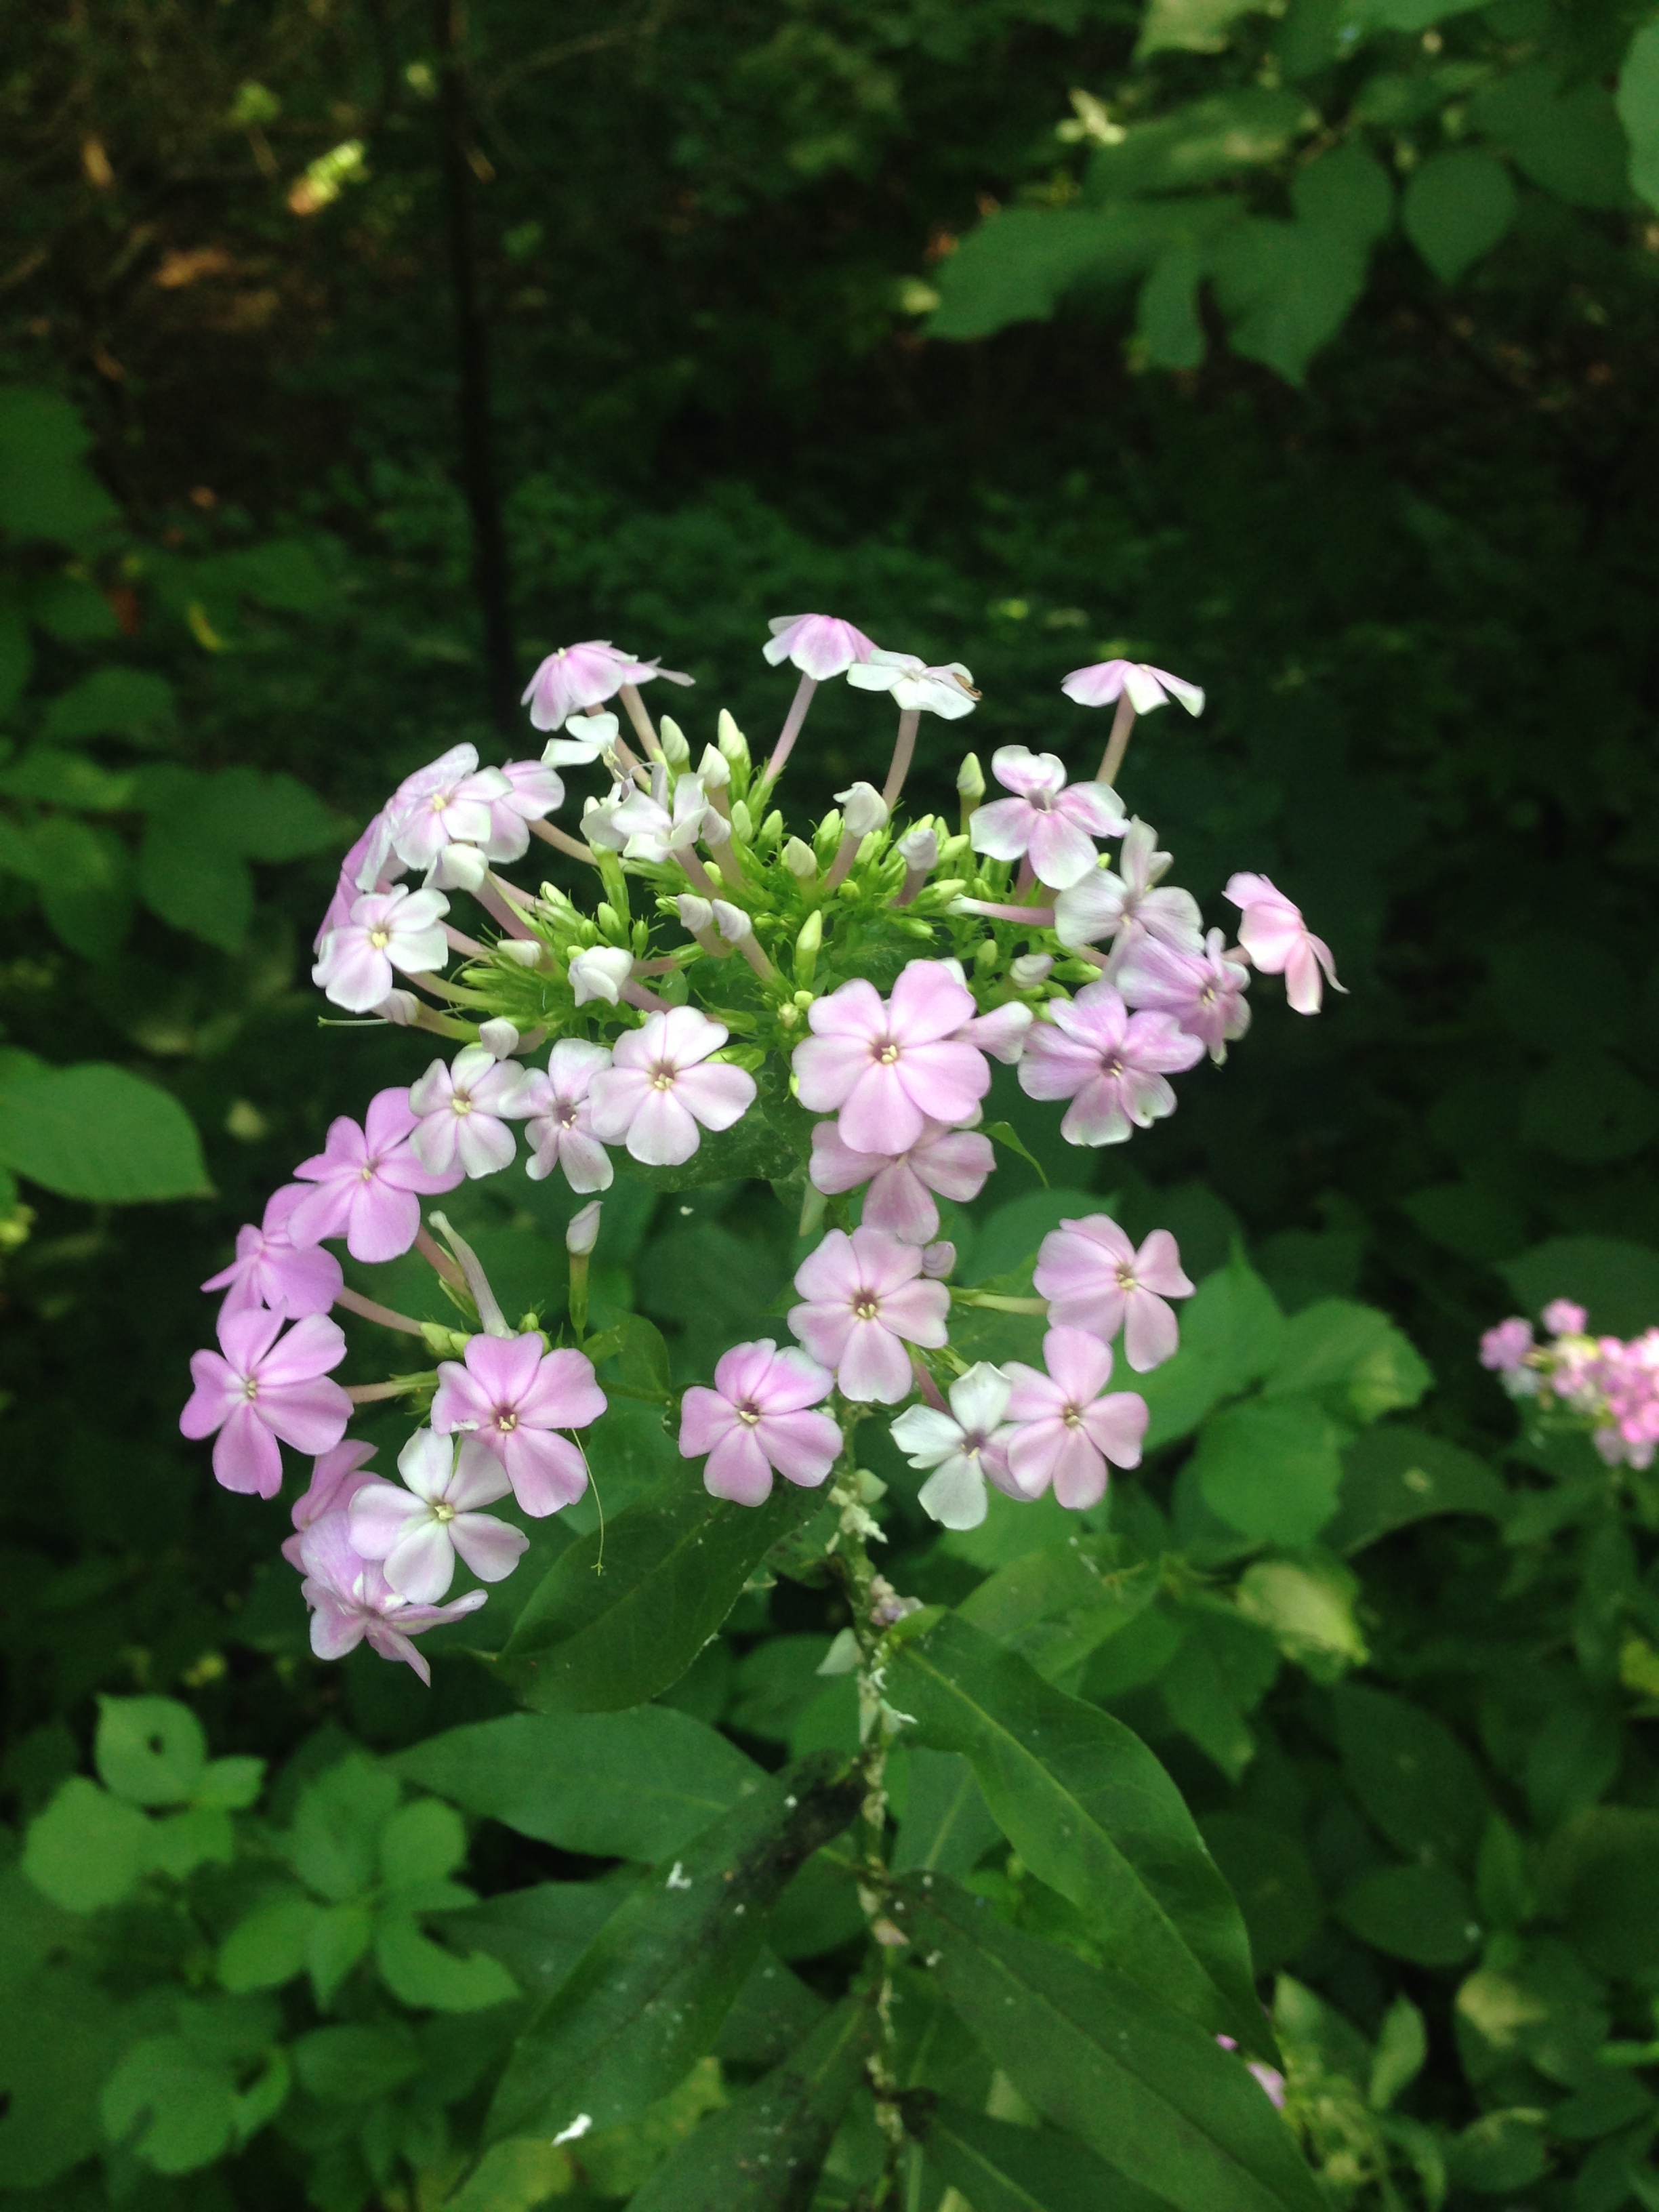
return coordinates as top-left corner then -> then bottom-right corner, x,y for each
1030,790 -> 1054,813
452,1091 -> 474,1115
876,1040 -> 901,1066
495,1408 -> 518,1433
1101,1054 -> 1124,1080
651,1065 -> 677,1091
432,1502 -> 455,1523
1200,983 -> 1217,1006
430,790 -> 454,813
558,1104 -> 579,1128
1115,1264 -> 1139,1293
369,927 -> 391,949
853,1294 -> 881,1322
736,1404 -> 761,1425
1063,1402 -> 1086,1428
359,1162 -> 378,1182
242,1377 -> 260,1401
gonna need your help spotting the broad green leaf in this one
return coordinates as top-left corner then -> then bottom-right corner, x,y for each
27,569 -> 120,641
373,1917 -> 518,2011
1343,0 -> 1483,30
1501,1235 -> 1659,1339
1446,2110 -> 1548,2193
1398,1176 -> 1527,1263
1521,1052 -> 1658,1164
445,2137 -> 578,2212
197,1753 -> 265,1810
289,1753 -> 401,1901
1211,216 -> 1369,384
218,1893 -> 323,1992
1292,144 -> 1394,245
211,537 -> 334,612
1618,22 -> 1659,211
1370,1994 -> 1428,2110
890,1875 -> 1324,2212
920,2100 -> 1166,2212
139,817 -> 253,948
0,389 -> 119,541
1137,0 -> 1266,56
1192,1397 -> 1345,1545
147,1805 -> 234,1879
1198,1814 -> 1324,1974
1235,1557 -> 1367,1676
930,207 -> 1205,343
1326,1426 -> 1508,1553
1541,1808 -> 1659,1977
487,1756 -> 861,2140
1139,1252 -> 1284,1448
0,1059 -> 209,1202
1471,64 -> 1631,211
891,1748 -> 1000,1879
378,1796 -> 466,1889
392,1707 -> 761,1860
0,1868 -> 128,2188
1136,241 -> 1207,369
1159,1603 -> 1279,1779
1332,1682 -> 1488,1863
960,1544 -> 1160,1683
1261,1299 -> 1429,1423
22,1777 -> 150,1912
1088,90 -> 1315,197
627,1997 -> 876,2211
290,2022 -> 422,2104
207,765 -> 335,861
888,1613 -> 1267,2055
41,668 -> 175,743
968,1189 -> 1097,1284
34,817 -> 134,959
95,1695 -> 209,1805
306,1899 -> 373,2005
437,1877 -> 634,2005
1404,150 -> 1518,283
0,747 -> 136,809
1336,1863 -> 1480,1966
500,1471 -> 822,1712
101,2034 -> 241,2174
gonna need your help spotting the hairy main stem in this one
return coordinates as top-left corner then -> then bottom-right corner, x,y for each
1099,694 -> 1136,787
880,708 -> 920,811
762,671 -> 817,786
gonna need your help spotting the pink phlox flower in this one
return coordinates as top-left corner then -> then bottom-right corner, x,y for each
891,1363 -> 1019,1530
1033,1214 -> 1194,1372
383,745 -> 513,874
431,1331 -> 606,1516
809,1117 -> 994,1245
764,614 -> 877,680
1542,1299 -> 1588,1337
1054,819 -> 1202,956
846,649 -> 980,720
298,1509 -> 487,1686
792,960 -> 991,1155
312,884 -> 450,1013
1017,981 -> 1204,1147
478,759 -> 567,862
282,1439 -> 377,1570
314,813 -> 407,951
588,1007 -> 757,1167
953,1001 -> 1033,1065
348,1427 -> 529,1603
288,1086 -> 464,1261
678,1340 -> 842,1506
787,1226 -> 949,1404
1116,928 -> 1251,1065
180,1307 -> 351,1499
969,747 -> 1128,890
1061,659 -> 1205,718
202,1183 -> 344,1321
1225,872 -> 1345,1015
518,1039 -> 615,1192
521,640 -> 693,733
1479,1317 -> 1535,1373
1002,1326 -> 1148,1510
408,1044 -> 534,1179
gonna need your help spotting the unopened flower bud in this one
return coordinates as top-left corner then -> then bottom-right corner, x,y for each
758,810 -> 784,849
596,901 -> 628,942
897,826 -> 939,873
568,945 -> 634,1006
836,781 -> 889,838
676,893 -> 714,935
497,939 -> 545,967
701,806 -> 732,848
565,1200 -> 602,1256
697,745 -> 731,791
794,908 -> 823,985
974,937 -> 1000,975
783,836 -> 817,881
718,708 -> 750,773
956,752 -> 985,804
1010,953 -> 1054,987
729,798 -> 754,842
814,810 -> 843,860
376,989 -> 419,1026
434,842 -> 488,893
712,900 -> 752,944
921,1240 -> 956,1279
477,1019 -> 520,1059
659,715 -> 691,768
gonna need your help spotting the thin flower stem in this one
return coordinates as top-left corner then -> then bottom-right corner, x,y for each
733,933 -> 779,984
880,707 -> 920,812
409,1004 -> 476,1042
1099,694 -> 1136,787
334,1286 -> 429,1337
892,867 -> 927,909
953,899 -> 1057,926
678,846 -> 720,897
621,976 -> 673,1012
821,831 -> 859,894
345,1379 -> 422,1404
443,922 -> 489,958
1015,856 -> 1036,897
415,1225 -> 468,1290
955,1291 -> 1047,1315
405,969 -> 479,1004
761,671 -> 817,787
617,681 -> 662,758
473,876 -> 539,941
529,818 -> 600,865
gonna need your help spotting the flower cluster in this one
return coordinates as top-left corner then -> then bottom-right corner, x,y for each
182,609 -> 1343,1679
1481,1298 -> 1659,1470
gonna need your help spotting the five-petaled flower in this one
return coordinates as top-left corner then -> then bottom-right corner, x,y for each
202,1184 -> 344,1319
764,613 -> 877,680
788,1226 -> 950,1403
1224,872 -> 1345,1015
678,1340 -> 843,1504
431,1332 -> 607,1516
409,1044 -> 534,1179
288,1087 -> 464,1261
1034,1215 -> 1194,1372
299,1509 -> 487,1685
891,1364 -> 1018,1530
521,640 -> 693,731
386,745 -> 514,873
1061,659 -> 1205,718
1002,1326 -> 1149,1509
1117,927 -> 1251,1065
180,1308 -> 352,1498
969,745 -> 1127,890
792,960 -> 990,1155
808,1118 -> 994,1246
348,1427 -> 529,1602
1053,818 -> 1202,957
846,649 -> 980,719
1017,981 -> 1204,1147
312,884 -> 450,1013
588,1007 -> 757,1168
519,1040 -> 615,1191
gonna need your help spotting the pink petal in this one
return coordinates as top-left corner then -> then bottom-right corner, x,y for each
384,1518 -> 459,1603
1122,1291 -> 1180,1372
1050,1427 -> 1109,1510
343,1183 -> 424,1263
888,962 -> 977,1046
212,1405 -> 284,1498
449,1512 -> 530,1582
257,1313 -> 347,1388
788,1300 -> 854,1372
804,978 -> 886,1041
970,796 -> 1038,863
1025,811 -> 1100,891
1135,1229 -> 1193,1298
1042,1326 -> 1114,1402
348,1481 -> 428,1560
679,1386 -> 739,1460
1081,1390 -> 1148,1469
835,1319 -> 914,1403
840,1061 -> 926,1155
502,1428 -> 589,1516
863,1160 -> 939,1244
623,1086 -> 703,1166
673,1061 -> 758,1133
258,1376 -> 352,1456
518,1347 -> 606,1431
703,1427 -> 775,1504
792,1031 -> 877,1113
792,1231 -> 861,1303
756,1408 -> 842,1487
587,1065 -> 653,1141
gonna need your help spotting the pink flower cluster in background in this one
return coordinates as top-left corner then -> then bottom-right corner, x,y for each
1481,1298 -> 1659,1469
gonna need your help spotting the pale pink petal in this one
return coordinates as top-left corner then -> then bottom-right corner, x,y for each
836,1319 -> 915,1403
757,1408 -> 842,1487
449,1513 -> 530,1582
703,1425 -> 776,1504
348,1481 -> 428,1561
672,1061 -> 758,1133
623,1086 -> 703,1165
384,1518 -> 459,1603
213,1405 -> 283,1498
502,1428 -> 589,1515
840,1062 -> 926,1155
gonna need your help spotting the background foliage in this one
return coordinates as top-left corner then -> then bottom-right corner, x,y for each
4,0 -> 1659,2205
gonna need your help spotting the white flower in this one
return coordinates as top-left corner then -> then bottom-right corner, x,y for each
546,711 -> 624,771
890,1364 -> 1015,1530
834,781 -> 890,838
1054,818 -> 1202,955
846,649 -> 980,720
348,1429 -> 529,1603
568,946 -> 634,1006
312,886 -> 450,1013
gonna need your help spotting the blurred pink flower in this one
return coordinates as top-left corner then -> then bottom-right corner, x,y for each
1002,1326 -> 1147,1509
1224,872 -> 1344,1015
788,1227 -> 950,1403
348,1427 -> 529,1602
432,1332 -> 606,1516
1542,1299 -> 1588,1337
969,746 -> 1128,890
588,1007 -> 757,1167
519,1039 -> 615,1192
1061,659 -> 1204,717
1017,981 -> 1203,1145
180,1307 -> 351,1499
521,640 -> 693,731
289,1088 -> 464,1261
678,1339 -> 842,1504
282,1439 -> 377,1570
1034,1215 -> 1194,1372
793,960 -> 989,1155
1479,1317 -> 1534,1371
764,614 -> 876,680
299,1509 -> 487,1685
1117,928 -> 1251,1065
386,746 -> 513,872
809,1117 -> 994,1245
202,1184 -> 344,1320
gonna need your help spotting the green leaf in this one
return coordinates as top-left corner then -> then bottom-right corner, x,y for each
1332,1682 -> 1488,1862
95,1695 -> 209,1805
979,1122 -> 1052,1189
891,1748 -> 1000,1879
101,2034 -> 241,2174
306,1898 -> 374,2006
1541,1808 -> 1659,1977
890,1874 -> 1324,2212
1198,1814 -> 1324,1974
0,389 -> 119,541
919,2100 -> 1166,2212
33,817 -> 134,960
1136,241 -> 1208,369
0,1059 -> 209,1202
41,668 -> 176,743
1292,144 -> 1394,246
444,1878 -> 636,2004
27,569 -> 121,641
1403,150 -> 1518,283
930,206 -> 1208,343
888,1613 -> 1267,2055
0,1868 -> 128,2188
197,1753 -> 265,1810
959,1545 -> 1161,1684
1326,1426 -> 1508,1553
22,1777 -> 151,1912
377,1795 -> 467,1890
1160,1603 -> 1279,1778
487,1756 -> 861,2140
1261,1299 -> 1429,1423
626,1997 -> 876,2212
1336,1862 -> 1480,1965
1192,1397 -> 1345,1546
1369,1994 -> 1428,2110
1500,1235 -> 1659,1339
1471,64 -> 1631,211
218,1893 -> 323,1992
211,537 -> 334,613
373,1917 -> 518,2011
289,1753 -> 401,1901
1618,23 -> 1659,212
1521,1052 -> 1659,1164
1136,0 -> 1267,56
290,2022 -> 422,2104
500,1471 -> 822,1713
1446,2110 -> 1549,2194
0,747 -> 136,809
147,1805 -> 234,1879
1139,1252 -> 1284,1448
139,816 -> 253,948
1211,216 -> 1369,385
0,590 -> 30,710
1090,89 -> 1315,197
1234,1557 -> 1368,1676
209,766 -> 335,861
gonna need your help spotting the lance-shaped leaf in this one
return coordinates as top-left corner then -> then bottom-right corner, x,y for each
891,1876 -> 1324,2212
887,1613 -> 1265,2055
916,2100 -> 1165,2212
499,1473 -> 822,1712
627,1995 -> 876,2212
487,1755 -> 862,2143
